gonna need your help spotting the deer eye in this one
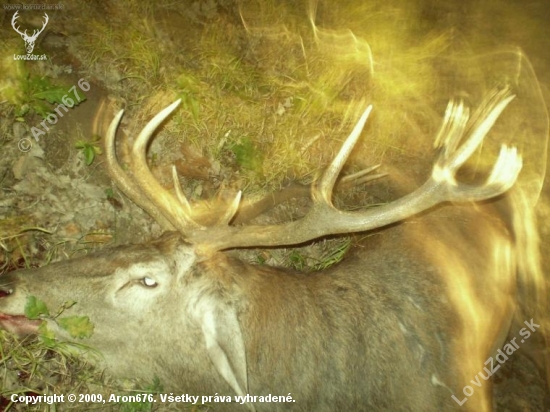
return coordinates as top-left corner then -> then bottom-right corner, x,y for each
141,277 -> 158,288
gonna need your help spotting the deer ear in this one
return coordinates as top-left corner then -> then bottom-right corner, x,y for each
188,254 -> 254,409
199,305 -> 250,401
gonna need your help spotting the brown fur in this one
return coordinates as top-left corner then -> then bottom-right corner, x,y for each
1,190 -> 545,411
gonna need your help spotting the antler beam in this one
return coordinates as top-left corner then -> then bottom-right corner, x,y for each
189,88 -> 521,252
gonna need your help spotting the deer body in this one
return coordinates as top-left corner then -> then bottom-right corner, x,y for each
0,89 -> 545,411
0,200 -> 519,411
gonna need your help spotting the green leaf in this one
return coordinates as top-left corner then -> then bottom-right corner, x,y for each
58,315 -> 94,339
32,101 -> 52,118
105,188 -> 114,199
84,146 -> 95,165
15,104 -> 29,117
24,295 -> 50,319
33,87 -> 67,104
38,321 -> 57,347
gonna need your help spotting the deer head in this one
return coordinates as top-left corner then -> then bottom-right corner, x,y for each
11,11 -> 49,54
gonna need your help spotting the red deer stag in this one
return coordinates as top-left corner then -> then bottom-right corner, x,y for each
0,88 -> 545,411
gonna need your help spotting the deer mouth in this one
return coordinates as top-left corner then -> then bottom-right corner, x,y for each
0,313 -> 41,336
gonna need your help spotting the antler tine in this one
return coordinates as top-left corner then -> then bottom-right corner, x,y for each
104,109 -> 174,231
434,100 -> 469,157
217,191 -> 242,226
188,89 -> 521,252
439,144 -> 521,202
488,145 -> 522,188
129,99 -> 205,233
170,153 -> 242,226
37,13 -> 49,35
314,105 -> 373,206
106,100 -> 247,239
337,164 -> 388,188
171,165 -> 195,216
438,91 -> 516,175
339,164 -> 381,184
11,11 -> 26,36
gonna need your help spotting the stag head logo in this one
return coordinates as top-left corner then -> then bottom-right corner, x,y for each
11,11 -> 49,54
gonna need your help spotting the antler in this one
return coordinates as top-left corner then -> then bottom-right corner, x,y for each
11,11 -> 48,40
105,101 -> 244,233
35,13 -> 49,39
11,11 -> 27,37
11,11 -> 26,37
105,88 -> 521,254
